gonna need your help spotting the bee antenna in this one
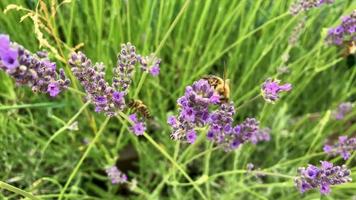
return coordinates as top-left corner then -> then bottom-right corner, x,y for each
223,61 -> 227,92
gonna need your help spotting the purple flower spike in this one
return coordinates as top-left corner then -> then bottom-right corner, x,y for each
290,0 -> 334,15
323,135 -> 356,160
168,78 -> 271,151
112,43 -> 137,93
168,79 -> 216,142
295,161 -> 351,195
0,34 -> 70,96
261,78 -> 292,103
69,51 -> 126,117
334,102 -> 353,120
326,10 -> 356,46
105,166 -> 127,184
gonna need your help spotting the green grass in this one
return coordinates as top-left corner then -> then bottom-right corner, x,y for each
0,0 -> 355,199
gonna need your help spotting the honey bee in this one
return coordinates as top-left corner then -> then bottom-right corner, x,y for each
202,75 -> 230,103
128,99 -> 152,119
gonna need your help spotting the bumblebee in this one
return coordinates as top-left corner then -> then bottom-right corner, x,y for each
128,99 -> 152,119
202,75 -> 230,103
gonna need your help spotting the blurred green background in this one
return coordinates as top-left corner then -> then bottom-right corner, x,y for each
0,0 -> 355,199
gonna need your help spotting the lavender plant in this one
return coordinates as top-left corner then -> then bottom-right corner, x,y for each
295,161 -> 352,194
261,78 -> 292,103
113,43 -> 137,93
1,0 -> 355,199
69,45 -> 161,118
105,166 -> 128,184
290,0 -> 334,15
0,34 -> 70,96
323,135 -> 356,160
137,54 -> 161,76
168,79 -> 271,151
69,51 -> 126,117
326,10 -> 356,45
333,102 -> 353,120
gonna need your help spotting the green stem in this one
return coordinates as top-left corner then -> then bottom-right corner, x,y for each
235,95 -> 261,111
41,101 -> 91,155
204,143 -> 213,200
133,72 -> 148,99
133,0 -> 191,99
142,132 -> 207,200
117,111 -> 207,200
0,181 -> 39,200
58,117 -> 110,200
182,146 -> 219,165
210,170 -> 294,180
0,102 -> 64,110
154,0 -> 191,55
35,101 -> 91,175
126,0 -> 131,41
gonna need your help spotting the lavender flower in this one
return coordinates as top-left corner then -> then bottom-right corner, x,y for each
137,54 -> 161,76
333,102 -> 353,120
261,78 -> 292,103
112,43 -> 137,93
323,136 -> 356,160
295,161 -> 352,194
169,79 -> 270,150
289,18 -> 306,46
208,113 -> 269,151
252,127 -> 271,144
326,10 -> 356,45
129,113 -> 146,136
105,166 -> 127,184
0,34 -> 69,96
290,0 -> 334,15
206,102 -> 237,150
69,51 -> 125,116
247,163 -> 255,171
169,79 -> 217,143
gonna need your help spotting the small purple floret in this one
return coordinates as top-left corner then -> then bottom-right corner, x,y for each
261,78 -> 292,103
105,166 -> 127,184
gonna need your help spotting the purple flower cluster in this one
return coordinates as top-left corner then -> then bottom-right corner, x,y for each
69,51 -> 125,116
105,166 -> 127,184
323,136 -> 356,160
0,34 -> 69,97
333,102 -> 353,120
326,10 -> 356,45
168,79 -> 270,150
168,79 -> 219,143
137,54 -> 161,76
209,117 -> 270,151
113,43 -> 137,93
295,161 -> 352,194
261,78 -> 292,103
290,0 -> 334,15
129,113 -> 146,136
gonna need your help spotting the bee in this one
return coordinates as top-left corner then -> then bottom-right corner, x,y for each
170,129 -> 185,141
128,99 -> 152,119
346,41 -> 356,56
202,75 -> 231,103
